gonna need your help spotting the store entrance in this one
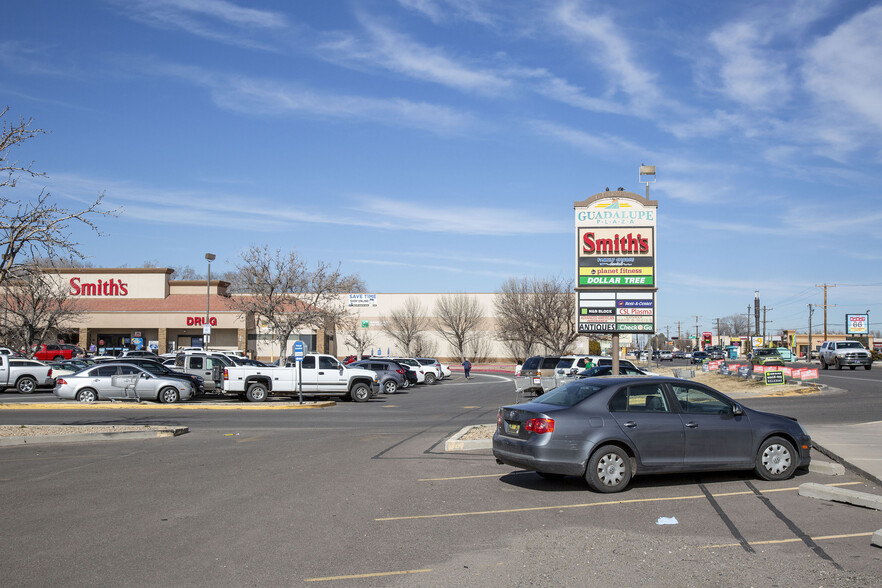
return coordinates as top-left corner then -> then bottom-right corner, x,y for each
176,335 -> 204,350
96,334 -> 130,356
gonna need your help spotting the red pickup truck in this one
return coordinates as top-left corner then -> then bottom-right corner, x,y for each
31,344 -> 85,361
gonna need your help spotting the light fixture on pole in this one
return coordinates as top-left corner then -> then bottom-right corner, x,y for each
205,253 -> 216,349
638,164 -> 656,199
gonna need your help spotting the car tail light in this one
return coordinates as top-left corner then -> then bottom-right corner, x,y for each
525,418 -> 555,434
47,368 -> 53,377
497,409 -> 503,429
396,369 -> 405,375
223,369 -> 228,380
56,378 -> 67,385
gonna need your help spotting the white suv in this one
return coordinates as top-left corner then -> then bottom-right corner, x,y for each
392,358 -> 433,384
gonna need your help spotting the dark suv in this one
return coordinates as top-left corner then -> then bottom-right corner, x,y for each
350,359 -> 407,394
515,355 -> 562,395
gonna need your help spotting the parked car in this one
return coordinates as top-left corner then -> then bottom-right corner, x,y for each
492,376 -> 811,493
691,351 -> 709,364
351,359 -> 407,394
515,356 -> 562,395
415,358 -> 445,380
659,350 -> 673,361
105,358 -> 205,394
750,349 -> 785,367
577,365 -> 657,377
554,356 -> 598,388
173,351 -> 234,392
31,343 -> 85,361
0,355 -> 55,393
391,358 -> 431,384
53,363 -> 194,403
119,349 -> 159,359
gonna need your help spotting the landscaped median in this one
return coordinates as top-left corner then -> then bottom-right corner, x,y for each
0,424 -> 189,446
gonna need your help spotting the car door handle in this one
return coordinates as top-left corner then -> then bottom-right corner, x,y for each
685,422 -> 698,428
318,371 -> 325,375
623,421 -> 637,428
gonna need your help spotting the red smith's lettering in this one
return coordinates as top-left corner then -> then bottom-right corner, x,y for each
69,277 -> 129,296
582,232 -> 649,255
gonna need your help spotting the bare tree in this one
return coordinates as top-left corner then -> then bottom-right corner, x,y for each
0,108 -> 118,285
340,313 -> 375,359
435,293 -> 483,361
226,245 -> 360,359
411,333 -> 437,358
720,313 -> 748,337
534,276 -> 578,355
493,277 -> 541,363
3,266 -> 81,354
170,265 -> 202,280
493,276 -> 577,360
381,297 -> 429,356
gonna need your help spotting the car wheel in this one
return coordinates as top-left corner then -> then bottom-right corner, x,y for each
835,358 -> 842,370
424,373 -> 436,385
383,380 -> 398,394
76,388 -> 97,403
585,445 -> 632,493
755,436 -> 797,481
16,376 -> 37,394
246,383 -> 268,402
158,386 -> 179,404
53,355 -> 64,361
350,383 -> 370,402
819,358 -> 827,369
865,365 -> 872,370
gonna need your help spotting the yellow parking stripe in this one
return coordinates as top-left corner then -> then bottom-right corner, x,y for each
375,482 -> 863,521
305,569 -> 432,582
701,531 -> 873,549
0,402 -> 334,410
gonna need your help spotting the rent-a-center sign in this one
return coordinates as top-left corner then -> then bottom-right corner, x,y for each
574,190 -> 658,334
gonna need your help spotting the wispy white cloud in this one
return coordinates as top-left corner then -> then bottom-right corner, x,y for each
319,14 -> 510,96
0,41 -> 77,77
145,61 -> 480,135
104,0 -> 288,50
397,0 -> 497,27
803,6 -> 882,133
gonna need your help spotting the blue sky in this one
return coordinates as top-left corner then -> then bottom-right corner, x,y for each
3,0 -> 882,337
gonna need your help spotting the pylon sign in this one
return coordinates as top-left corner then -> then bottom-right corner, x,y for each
574,190 -> 658,334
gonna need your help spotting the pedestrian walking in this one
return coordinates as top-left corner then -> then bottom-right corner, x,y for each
462,359 -> 472,379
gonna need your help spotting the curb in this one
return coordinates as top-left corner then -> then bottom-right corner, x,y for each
0,426 -> 189,447
798,482 -> 882,511
873,529 -> 882,548
444,424 -> 493,451
812,441 -> 882,488
808,460 -> 846,476
0,401 -> 336,411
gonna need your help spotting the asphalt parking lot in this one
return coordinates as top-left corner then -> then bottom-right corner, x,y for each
1,374 -> 881,586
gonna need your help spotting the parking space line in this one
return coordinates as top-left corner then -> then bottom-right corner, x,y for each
304,569 -> 432,582
375,482 -> 863,522
418,472 -> 531,482
701,532 -> 874,549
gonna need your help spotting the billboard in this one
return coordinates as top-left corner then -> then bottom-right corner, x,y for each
846,314 -> 868,335
574,190 -> 658,335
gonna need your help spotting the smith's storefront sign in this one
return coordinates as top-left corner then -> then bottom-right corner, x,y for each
69,277 -> 129,297
574,190 -> 658,334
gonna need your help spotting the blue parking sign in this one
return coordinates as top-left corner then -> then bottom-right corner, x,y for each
293,340 -> 305,361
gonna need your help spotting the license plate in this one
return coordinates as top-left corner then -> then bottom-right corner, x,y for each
506,422 -> 520,434
532,377 -> 541,385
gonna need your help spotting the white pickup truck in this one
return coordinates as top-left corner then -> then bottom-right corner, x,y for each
819,340 -> 873,370
0,355 -> 55,393
222,353 -> 380,402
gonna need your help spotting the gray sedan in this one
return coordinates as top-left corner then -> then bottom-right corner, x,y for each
53,363 -> 194,403
493,376 -> 811,493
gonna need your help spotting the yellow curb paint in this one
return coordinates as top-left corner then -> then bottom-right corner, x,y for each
376,482 -> 863,521
305,569 -> 432,582
0,402 -> 335,410
701,531 -> 874,549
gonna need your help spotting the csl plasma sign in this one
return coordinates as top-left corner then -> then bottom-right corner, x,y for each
574,190 -> 658,334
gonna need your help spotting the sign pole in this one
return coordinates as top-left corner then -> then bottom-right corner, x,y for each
293,340 -> 305,404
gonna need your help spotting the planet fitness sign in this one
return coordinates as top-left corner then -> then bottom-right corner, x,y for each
574,190 -> 658,334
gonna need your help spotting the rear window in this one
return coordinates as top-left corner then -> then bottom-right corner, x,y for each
535,380 -> 604,406
521,357 -> 541,370
540,357 -> 561,369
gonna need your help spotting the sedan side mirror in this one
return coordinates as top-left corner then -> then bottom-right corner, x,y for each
732,404 -> 743,416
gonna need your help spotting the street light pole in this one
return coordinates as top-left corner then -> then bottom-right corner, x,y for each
205,253 -> 216,349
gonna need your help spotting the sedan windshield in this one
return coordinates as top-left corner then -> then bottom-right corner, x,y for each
535,380 -> 605,407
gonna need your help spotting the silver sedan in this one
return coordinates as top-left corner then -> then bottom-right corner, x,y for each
53,363 -> 193,403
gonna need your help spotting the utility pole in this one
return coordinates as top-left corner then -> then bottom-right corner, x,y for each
677,321 -> 682,349
816,284 -> 836,341
747,305 -> 752,354
762,306 -> 773,343
694,315 -> 701,349
807,304 -> 815,360
754,290 -> 761,337
716,317 -> 722,347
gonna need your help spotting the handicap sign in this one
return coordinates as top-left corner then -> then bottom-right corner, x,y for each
293,341 -> 305,362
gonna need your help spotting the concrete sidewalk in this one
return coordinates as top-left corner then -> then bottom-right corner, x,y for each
806,422 -> 882,487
